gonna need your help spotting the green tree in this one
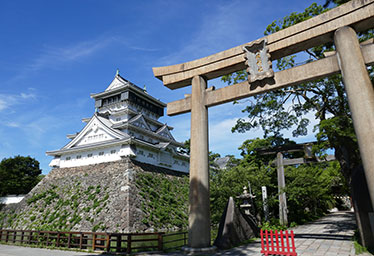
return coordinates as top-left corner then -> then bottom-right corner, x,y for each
210,137 -> 344,227
0,156 -> 42,196
222,0 -> 373,247
238,136 -> 303,168
284,162 -> 341,224
183,139 -> 222,168
210,159 -> 277,225
223,1 -> 373,183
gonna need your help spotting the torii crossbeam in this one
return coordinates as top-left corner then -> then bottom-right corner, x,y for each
153,0 -> 374,252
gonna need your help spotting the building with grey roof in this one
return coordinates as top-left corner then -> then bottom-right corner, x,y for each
47,71 -> 189,173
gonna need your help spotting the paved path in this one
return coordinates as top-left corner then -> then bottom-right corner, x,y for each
151,211 -> 361,256
0,245 -> 98,256
291,211 -> 356,256
0,211 -> 370,256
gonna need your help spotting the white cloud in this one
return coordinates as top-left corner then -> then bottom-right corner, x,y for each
0,98 -> 8,111
18,115 -> 63,147
158,1 -> 261,66
7,36 -> 121,84
165,101 -> 264,157
0,92 -> 37,112
20,92 -> 36,99
127,46 -> 159,52
27,37 -> 117,72
209,117 -> 262,157
166,97 -> 325,159
4,122 -> 20,128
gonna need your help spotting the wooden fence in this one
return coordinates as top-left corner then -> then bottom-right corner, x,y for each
0,229 -> 187,253
162,231 -> 187,251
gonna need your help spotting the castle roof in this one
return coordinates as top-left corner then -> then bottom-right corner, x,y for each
46,72 -> 188,172
90,73 -> 166,108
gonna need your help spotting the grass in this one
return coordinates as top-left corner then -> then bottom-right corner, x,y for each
353,229 -> 373,255
354,240 -> 369,255
162,232 -> 188,252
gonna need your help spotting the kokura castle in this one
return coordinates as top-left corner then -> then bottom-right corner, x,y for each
47,71 -> 189,173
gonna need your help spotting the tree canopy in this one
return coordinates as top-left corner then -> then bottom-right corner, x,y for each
214,2 -> 374,246
0,156 -> 42,197
222,0 -> 373,187
210,137 -> 346,227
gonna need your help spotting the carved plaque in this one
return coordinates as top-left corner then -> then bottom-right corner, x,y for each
243,38 -> 274,83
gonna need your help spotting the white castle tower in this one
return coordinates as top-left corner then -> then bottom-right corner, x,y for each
47,72 -> 189,173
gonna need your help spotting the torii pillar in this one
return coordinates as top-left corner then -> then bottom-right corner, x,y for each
335,26 -> 374,245
185,75 -> 214,251
152,0 -> 374,250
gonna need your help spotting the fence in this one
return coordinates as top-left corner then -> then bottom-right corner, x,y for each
260,229 -> 297,256
0,229 -> 187,253
162,231 -> 187,251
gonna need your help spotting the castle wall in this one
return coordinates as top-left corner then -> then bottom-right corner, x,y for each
55,143 -> 189,173
0,158 -> 188,233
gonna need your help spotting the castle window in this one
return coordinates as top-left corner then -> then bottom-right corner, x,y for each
87,153 -> 93,158
148,153 -> 154,158
66,156 -> 71,160
116,117 -> 121,121
99,152 -> 104,156
76,155 -> 81,159
102,94 -> 121,107
111,150 -> 116,154
138,150 -> 144,156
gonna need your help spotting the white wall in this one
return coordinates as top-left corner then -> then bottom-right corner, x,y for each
51,144 -> 189,173
0,195 -> 25,204
56,144 -> 133,168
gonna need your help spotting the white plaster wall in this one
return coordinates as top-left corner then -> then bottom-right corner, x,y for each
52,144 -> 189,172
127,130 -> 155,144
109,113 -> 130,123
134,146 -> 189,173
99,102 -> 127,114
0,195 -> 25,204
171,157 -> 189,173
77,128 -> 115,146
134,147 -> 159,166
58,145 -> 126,168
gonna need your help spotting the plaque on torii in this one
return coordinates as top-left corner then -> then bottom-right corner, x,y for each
153,0 -> 374,251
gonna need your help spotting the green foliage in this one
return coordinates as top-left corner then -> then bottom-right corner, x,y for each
0,155 -> 42,196
136,172 -> 189,230
284,162 -> 340,223
260,221 -> 287,231
353,229 -> 372,254
221,1 -> 373,194
1,177 -> 110,231
27,187 -> 59,205
211,162 -> 276,225
183,139 -> 221,168
92,222 -> 103,232
210,138 -> 346,227
92,199 -> 100,209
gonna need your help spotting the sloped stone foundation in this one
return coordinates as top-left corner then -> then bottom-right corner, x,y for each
0,157 -> 188,233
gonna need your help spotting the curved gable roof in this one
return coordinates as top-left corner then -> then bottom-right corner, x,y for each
62,114 -> 129,150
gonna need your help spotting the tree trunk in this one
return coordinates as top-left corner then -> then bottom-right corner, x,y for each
334,140 -> 374,251
350,166 -> 374,251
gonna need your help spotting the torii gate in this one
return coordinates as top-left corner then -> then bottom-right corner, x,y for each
153,0 -> 374,252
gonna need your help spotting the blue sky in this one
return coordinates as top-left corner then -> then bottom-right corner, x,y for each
0,0 -> 325,174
